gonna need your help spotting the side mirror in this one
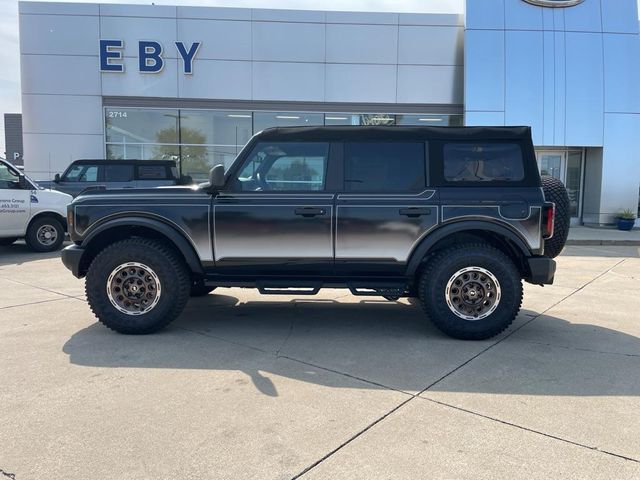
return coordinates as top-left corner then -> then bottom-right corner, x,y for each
54,173 -> 61,183
18,174 -> 27,189
208,164 -> 225,190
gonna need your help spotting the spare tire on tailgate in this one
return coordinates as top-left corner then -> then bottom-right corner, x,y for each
541,175 -> 570,258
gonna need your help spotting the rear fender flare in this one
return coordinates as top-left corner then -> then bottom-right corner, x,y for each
405,220 -> 531,277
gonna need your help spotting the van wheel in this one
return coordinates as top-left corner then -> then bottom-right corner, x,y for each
25,217 -> 65,252
419,243 -> 523,340
541,175 -> 570,258
0,237 -> 18,246
85,238 -> 190,334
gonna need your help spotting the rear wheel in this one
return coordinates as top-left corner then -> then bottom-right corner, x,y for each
85,238 -> 190,334
25,216 -> 65,252
541,175 -> 570,258
419,243 -> 523,340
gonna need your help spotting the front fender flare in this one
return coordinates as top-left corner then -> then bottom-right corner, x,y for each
405,220 -> 532,277
81,216 -> 204,275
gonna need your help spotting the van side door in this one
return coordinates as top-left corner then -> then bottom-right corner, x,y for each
335,141 -> 438,276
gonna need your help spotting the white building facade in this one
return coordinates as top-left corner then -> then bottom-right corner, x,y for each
18,0 -> 640,224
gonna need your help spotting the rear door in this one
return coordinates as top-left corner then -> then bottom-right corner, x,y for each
104,163 -> 135,190
213,141 -> 336,275
335,141 -> 438,276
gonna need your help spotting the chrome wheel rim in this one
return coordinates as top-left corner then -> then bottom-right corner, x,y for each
106,262 -> 161,315
36,224 -> 58,246
445,266 -> 501,321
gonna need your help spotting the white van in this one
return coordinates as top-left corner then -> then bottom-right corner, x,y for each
0,158 -> 72,252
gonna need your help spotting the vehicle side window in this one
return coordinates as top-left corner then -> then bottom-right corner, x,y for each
63,165 -> 99,182
0,163 -> 20,189
443,143 -> 524,182
137,165 -> 169,180
104,164 -> 134,182
344,142 -> 426,192
235,142 -> 329,192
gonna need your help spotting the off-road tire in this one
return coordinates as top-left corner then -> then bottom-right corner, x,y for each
190,281 -> 216,297
25,216 -> 65,252
85,238 -> 190,334
0,237 -> 17,246
541,175 -> 570,258
419,243 -> 523,340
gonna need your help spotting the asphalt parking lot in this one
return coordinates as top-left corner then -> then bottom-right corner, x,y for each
1,243 -> 639,479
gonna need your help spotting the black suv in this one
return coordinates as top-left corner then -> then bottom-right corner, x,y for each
61,126 -> 569,340
40,159 -> 182,197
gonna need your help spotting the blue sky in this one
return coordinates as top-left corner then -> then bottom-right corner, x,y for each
0,0 -> 637,155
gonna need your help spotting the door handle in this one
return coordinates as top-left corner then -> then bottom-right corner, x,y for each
295,207 -> 326,217
399,207 -> 431,218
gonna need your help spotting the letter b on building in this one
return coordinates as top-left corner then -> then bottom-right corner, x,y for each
139,41 -> 164,73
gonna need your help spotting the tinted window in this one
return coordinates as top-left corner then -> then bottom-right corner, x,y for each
443,143 -> 524,182
236,142 -> 329,191
137,165 -> 169,180
63,165 -> 99,182
104,164 -> 134,182
344,142 -> 425,192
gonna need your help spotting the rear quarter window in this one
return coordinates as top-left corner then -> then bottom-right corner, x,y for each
137,165 -> 170,180
443,143 -> 524,183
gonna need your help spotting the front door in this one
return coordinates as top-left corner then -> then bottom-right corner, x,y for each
335,141 -> 436,276
213,141 -> 335,275
58,163 -> 101,196
0,161 -> 31,236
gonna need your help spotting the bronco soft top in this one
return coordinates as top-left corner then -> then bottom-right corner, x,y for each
255,125 -> 533,142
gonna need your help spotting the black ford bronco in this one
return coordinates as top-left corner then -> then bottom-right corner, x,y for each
61,126 -> 569,340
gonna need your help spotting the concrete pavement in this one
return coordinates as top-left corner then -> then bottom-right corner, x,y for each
0,243 -> 639,479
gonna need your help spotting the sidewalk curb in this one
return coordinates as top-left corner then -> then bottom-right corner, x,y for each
566,240 -> 640,246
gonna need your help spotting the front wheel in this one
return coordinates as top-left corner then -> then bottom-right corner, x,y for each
419,244 -> 523,340
85,238 -> 191,334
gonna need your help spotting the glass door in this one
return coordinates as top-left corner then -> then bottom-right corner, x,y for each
536,149 -> 584,225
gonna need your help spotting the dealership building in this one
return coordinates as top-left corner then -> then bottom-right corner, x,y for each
18,0 -> 640,224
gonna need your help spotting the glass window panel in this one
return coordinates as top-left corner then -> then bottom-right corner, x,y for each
137,165 -> 170,180
0,162 -> 20,189
344,142 -> 425,192
106,108 -> 179,144
63,165 -> 99,182
357,114 -> 395,126
253,112 -> 323,133
538,153 -> 562,180
104,164 -> 134,182
566,150 -> 583,218
180,110 -> 252,146
181,145 -> 239,181
396,114 -> 462,126
444,143 -> 524,182
324,114 -> 361,125
235,142 -> 329,192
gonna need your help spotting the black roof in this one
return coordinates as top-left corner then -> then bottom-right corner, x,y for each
68,159 -> 177,165
255,125 -> 532,142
